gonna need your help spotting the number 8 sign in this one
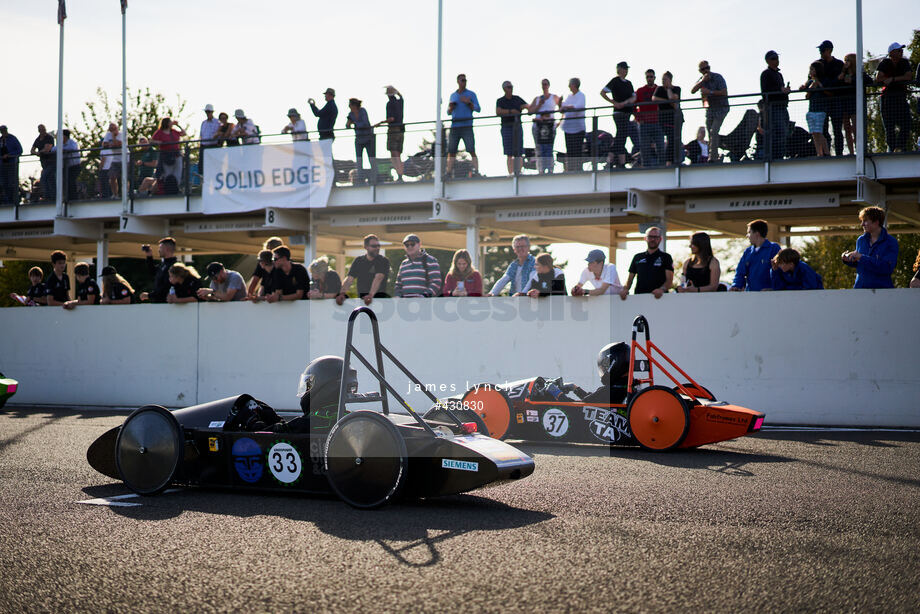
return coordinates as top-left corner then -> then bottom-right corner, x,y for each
541,408 -> 569,438
268,441 -> 302,484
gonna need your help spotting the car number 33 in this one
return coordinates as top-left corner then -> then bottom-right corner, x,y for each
268,442 -> 303,484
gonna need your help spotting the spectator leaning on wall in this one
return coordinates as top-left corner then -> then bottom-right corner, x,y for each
199,262 -> 247,302
140,237 -> 178,302
770,248 -> 823,290
730,219 -> 781,291
394,234 -> 442,298
841,206 -> 898,289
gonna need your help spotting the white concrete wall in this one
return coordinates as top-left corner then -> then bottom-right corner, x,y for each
1,291 -> 918,426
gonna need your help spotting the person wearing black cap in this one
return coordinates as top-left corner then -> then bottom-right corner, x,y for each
99,265 -> 134,305
394,234 -> 441,298
140,237 -> 177,302
198,262 -> 247,302
875,42 -> 913,152
760,50 -> 791,161
63,262 -> 100,309
601,61 -> 638,167
309,88 -> 338,141
817,40 -> 845,156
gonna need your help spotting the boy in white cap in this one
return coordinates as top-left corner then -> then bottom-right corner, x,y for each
875,42 -> 913,152
231,109 -> 259,145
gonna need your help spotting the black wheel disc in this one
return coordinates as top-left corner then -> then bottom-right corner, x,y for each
324,411 -> 407,509
115,405 -> 182,495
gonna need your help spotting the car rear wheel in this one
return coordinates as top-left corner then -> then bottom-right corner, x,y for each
324,410 -> 407,509
627,386 -> 690,451
461,384 -> 513,440
115,405 -> 182,495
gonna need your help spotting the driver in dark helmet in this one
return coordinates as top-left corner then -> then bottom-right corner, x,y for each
564,342 -> 630,405
225,355 -> 359,433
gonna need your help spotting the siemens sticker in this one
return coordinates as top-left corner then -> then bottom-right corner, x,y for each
203,140 -> 333,214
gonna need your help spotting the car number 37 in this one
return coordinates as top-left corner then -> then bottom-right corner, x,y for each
541,408 -> 569,437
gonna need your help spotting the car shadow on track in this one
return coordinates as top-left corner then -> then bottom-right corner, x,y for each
79,483 -> 554,567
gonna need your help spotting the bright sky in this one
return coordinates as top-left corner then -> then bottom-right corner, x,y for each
3,1 -> 916,283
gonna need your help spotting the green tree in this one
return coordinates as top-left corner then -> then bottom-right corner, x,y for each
0,260 -> 46,308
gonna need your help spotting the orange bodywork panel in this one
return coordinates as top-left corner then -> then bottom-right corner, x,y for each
679,403 -> 765,449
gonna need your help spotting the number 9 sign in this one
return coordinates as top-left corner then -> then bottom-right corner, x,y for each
268,441 -> 302,484
541,408 -> 569,438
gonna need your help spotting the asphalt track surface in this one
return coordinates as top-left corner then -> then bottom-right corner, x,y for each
1,408 -> 918,613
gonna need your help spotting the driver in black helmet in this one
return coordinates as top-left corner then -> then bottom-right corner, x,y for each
568,342 -> 630,405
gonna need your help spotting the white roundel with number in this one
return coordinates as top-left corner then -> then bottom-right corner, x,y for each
268,442 -> 302,484
542,408 -> 569,438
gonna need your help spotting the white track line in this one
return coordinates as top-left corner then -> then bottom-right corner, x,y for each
76,489 -> 180,507
762,426 -> 920,433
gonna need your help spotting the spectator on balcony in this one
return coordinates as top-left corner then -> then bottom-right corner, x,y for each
488,234 -> 535,296
875,43 -> 913,152
44,250 -> 71,306
801,61 -> 830,157
634,69 -> 664,167
517,253 -> 566,297
31,124 -> 55,201
770,248 -> 823,291
198,262 -> 247,302
374,86 -> 404,181
442,249 -> 483,297
496,81 -> 528,175
621,227 -> 674,299
395,234 -> 442,298
307,256 -> 342,299
247,237 -> 284,299
561,77 -> 586,172
653,71 -> 683,166
691,60 -> 728,163
760,50 -> 791,161
167,263 -> 202,303
9,267 -> 47,306
99,265 -> 134,305
839,53 -> 858,155
571,249 -> 622,296
446,74 -> 481,178
140,237 -> 177,303
215,112 -> 237,147
685,126 -> 710,163
730,219 -> 781,291
231,109 -> 259,145
676,232 -> 721,293
817,40 -> 845,156
842,206 -> 898,289
910,249 -> 920,288
601,61 -> 638,168
282,108 -> 309,141
267,245 -> 309,302
309,88 -> 338,141
528,79 -> 560,174
151,117 -> 186,193
63,262 -> 100,309
100,122 -> 123,198
199,103 -> 221,176
135,137 -> 159,196
337,234 -> 391,305
346,98 -> 378,186
0,125 -> 23,204
49,129 -> 80,202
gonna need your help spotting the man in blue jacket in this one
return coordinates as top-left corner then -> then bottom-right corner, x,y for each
730,219 -> 781,291
770,248 -> 823,290
842,206 -> 898,288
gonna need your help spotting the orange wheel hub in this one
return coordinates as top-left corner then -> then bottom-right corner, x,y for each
627,386 -> 690,451
461,386 -> 511,440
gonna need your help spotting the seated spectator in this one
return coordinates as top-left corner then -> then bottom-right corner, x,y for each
571,248 -> 622,296
395,234 -> 442,298
730,219 -> 781,291
45,250 -> 71,306
248,237 -> 284,298
487,234 -> 535,296
134,137 -> 158,196
684,126 -> 709,163
267,245 -> 309,302
167,263 -> 202,303
99,265 -> 134,304
770,248 -> 823,290
910,249 -> 920,288
63,262 -> 100,309
442,249 -> 483,296
676,232 -> 721,293
308,256 -> 342,299
337,234 -> 391,305
199,262 -> 247,302
517,253 -> 566,297
9,266 -> 47,306
841,206 -> 898,289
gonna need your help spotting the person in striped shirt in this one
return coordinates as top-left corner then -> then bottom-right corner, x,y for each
395,234 -> 442,298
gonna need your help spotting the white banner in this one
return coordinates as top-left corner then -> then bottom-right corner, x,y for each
685,193 -> 839,213
203,141 -> 333,214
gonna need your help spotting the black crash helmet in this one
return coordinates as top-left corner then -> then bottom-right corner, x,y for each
597,342 -> 630,385
296,355 -> 358,413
